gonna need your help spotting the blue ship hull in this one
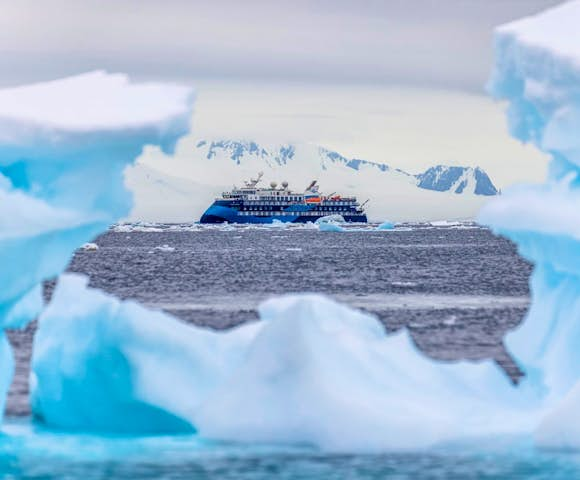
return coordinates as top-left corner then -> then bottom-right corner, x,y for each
200,204 -> 367,224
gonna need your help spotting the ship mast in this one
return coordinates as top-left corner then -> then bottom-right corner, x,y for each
245,171 -> 264,188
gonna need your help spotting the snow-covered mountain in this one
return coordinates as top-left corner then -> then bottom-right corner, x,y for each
416,165 -> 497,196
126,139 -> 498,222
195,140 -> 498,196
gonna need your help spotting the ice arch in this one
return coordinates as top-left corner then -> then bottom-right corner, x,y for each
5,0 -> 580,450
0,68 -> 535,447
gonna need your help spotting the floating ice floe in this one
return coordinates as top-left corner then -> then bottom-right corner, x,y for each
315,215 -> 349,232
376,221 -> 395,230
318,222 -> 344,232
155,244 -> 175,252
269,219 -> 289,229
429,220 -> 462,227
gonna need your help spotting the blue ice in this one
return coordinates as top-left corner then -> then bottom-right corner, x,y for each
0,71 -> 194,424
4,0 -> 580,455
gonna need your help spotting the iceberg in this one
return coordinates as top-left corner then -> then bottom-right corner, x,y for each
6,0 -> 580,451
0,71 -> 194,423
314,214 -> 345,224
32,275 -> 539,449
195,294 -> 536,450
317,222 -> 344,232
376,220 -> 395,230
31,274 -> 261,434
480,0 -> 580,449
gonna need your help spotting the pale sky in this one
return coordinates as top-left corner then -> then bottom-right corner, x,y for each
0,0 -> 563,90
190,81 -> 547,187
0,0 -> 562,187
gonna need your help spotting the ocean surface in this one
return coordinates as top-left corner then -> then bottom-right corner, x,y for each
6,223 -> 579,478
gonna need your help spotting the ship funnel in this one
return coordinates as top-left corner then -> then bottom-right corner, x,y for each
270,181 -> 278,189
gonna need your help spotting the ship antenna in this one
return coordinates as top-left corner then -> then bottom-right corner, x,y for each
246,171 -> 264,188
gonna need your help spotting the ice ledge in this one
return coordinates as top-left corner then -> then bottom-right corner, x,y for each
488,2 -> 580,151
0,71 -> 194,154
0,71 -> 193,131
496,2 -> 580,66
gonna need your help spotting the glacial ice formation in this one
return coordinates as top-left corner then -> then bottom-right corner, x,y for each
0,71 -> 194,423
195,294 -> 536,450
32,275 -> 536,449
5,0 -> 580,453
31,274 -> 261,434
29,0 -> 580,450
480,0 -> 580,449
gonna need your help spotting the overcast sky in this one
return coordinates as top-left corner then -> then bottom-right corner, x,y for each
0,0 -> 563,188
0,0 -> 563,90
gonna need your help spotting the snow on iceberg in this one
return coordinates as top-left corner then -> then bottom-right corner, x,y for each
0,71 -> 194,424
480,0 -> 580,449
0,71 -> 193,330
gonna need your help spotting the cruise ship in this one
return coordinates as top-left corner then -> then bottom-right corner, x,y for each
199,173 -> 368,224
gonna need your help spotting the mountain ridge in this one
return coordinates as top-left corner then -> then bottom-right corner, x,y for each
127,137 -> 498,222
194,139 -> 498,196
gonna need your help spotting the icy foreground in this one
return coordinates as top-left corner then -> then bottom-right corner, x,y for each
480,0 -> 580,450
0,72 -> 194,422
4,1 -> 580,451
33,275 -> 536,450
31,275 -> 261,434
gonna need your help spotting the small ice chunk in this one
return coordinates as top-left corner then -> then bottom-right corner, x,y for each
315,214 -> 345,224
155,244 -> 175,252
377,221 -> 395,230
270,219 -> 288,228
430,220 -> 461,227
318,222 -> 344,232
442,315 -> 457,326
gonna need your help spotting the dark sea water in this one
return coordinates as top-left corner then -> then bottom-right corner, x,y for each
7,224 -> 577,479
